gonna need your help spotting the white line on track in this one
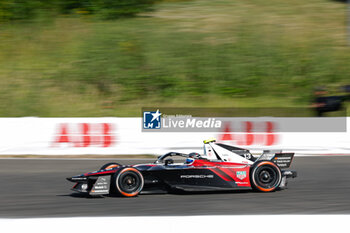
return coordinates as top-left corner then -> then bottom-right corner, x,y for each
0,215 -> 347,233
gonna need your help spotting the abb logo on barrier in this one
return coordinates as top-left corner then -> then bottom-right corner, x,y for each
218,121 -> 278,146
53,123 -> 115,147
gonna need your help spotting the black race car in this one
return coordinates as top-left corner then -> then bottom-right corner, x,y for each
67,139 -> 297,197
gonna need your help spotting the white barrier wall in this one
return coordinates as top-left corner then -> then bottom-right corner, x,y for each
0,117 -> 349,155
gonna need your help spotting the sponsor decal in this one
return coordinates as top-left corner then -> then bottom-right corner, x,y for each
235,182 -> 249,185
70,177 -> 87,181
143,109 -> 162,129
180,175 -> 214,179
218,121 -> 278,146
94,185 -> 108,189
53,123 -> 115,147
91,189 -> 109,193
91,176 -> 110,194
236,171 -> 247,180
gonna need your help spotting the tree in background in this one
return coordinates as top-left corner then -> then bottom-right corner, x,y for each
0,0 -> 40,21
0,0 -> 156,21
92,0 -> 156,19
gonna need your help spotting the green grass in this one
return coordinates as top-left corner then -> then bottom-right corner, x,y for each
0,0 -> 349,116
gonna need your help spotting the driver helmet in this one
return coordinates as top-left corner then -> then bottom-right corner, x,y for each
188,152 -> 201,158
185,157 -> 195,164
185,152 -> 200,164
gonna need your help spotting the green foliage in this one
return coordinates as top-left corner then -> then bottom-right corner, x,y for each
0,0 -> 350,116
57,0 -> 94,14
93,0 -> 156,19
0,0 -> 39,21
0,0 -> 155,22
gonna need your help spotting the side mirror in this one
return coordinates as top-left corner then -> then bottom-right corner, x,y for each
165,159 -> 174,166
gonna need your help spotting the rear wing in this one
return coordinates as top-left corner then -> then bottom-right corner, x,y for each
256,151 -> 294,168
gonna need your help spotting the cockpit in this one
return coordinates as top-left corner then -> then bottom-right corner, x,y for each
154,152 -> 202,166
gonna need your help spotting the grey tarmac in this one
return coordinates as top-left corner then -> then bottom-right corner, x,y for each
0,156 -> 349,218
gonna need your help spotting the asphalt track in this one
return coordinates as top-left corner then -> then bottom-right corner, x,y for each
1,156 -> 350,218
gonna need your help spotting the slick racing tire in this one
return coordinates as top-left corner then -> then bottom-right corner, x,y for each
100,162 -> 121,170
111,167 -> 144,197
250,161 -> 282,192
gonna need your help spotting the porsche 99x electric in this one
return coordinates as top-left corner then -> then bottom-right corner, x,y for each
67,139 -> 297,197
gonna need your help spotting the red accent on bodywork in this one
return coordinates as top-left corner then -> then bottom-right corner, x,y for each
208,168 -> 234,181
192,159 -> 245,167
193,159 -> 251,187
84,170 -> 116,176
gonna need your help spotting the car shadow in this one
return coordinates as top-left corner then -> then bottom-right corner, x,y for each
57,193 -> 105,199
171,189 -> 252,196
59,188 -> 279,198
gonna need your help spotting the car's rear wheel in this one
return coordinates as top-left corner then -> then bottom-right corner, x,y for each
250,161 -> 281,192
100,162 -> 121,170
111,167 -> 144,197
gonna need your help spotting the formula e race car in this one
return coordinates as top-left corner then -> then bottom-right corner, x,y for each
67,139 -> 297,197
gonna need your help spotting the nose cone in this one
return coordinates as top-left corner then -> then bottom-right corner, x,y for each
66,175 -> 87,182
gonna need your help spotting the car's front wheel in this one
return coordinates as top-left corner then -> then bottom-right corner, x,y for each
111,167 -> 144,197
250,161 -> 282,192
